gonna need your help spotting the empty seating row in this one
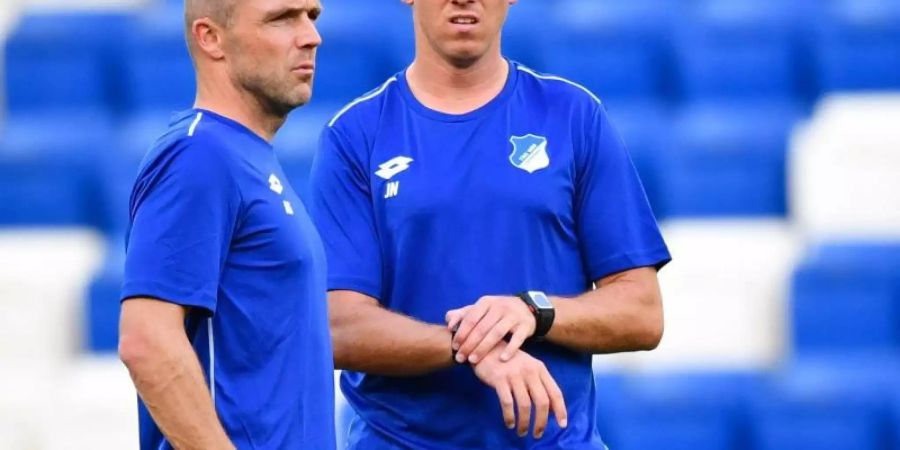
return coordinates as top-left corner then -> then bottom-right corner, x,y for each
6,0 -> 900,118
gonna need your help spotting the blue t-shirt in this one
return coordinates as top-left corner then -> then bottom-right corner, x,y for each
309,61 -> 671,450
122,109 -> 336,450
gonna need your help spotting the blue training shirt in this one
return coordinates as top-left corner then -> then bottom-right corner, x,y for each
122,109 -> 336,450
309,61 -> 671,450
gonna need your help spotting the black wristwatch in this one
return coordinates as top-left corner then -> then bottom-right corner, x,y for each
517,291 -> 555,339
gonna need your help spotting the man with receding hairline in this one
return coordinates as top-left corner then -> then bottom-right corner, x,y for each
118,0 -> 335,449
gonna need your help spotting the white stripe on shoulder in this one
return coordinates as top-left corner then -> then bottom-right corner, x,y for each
187,112 -> 204,137
328,77 -> 398,127
516,66 -> 602,105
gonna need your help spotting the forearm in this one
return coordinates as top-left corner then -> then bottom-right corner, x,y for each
330,291 -> 454,376
123,336 -> 233,450
119,299 -> 233,450
545,268 -> 664,354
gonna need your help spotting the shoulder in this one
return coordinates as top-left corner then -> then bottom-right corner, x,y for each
138,112 -> 238,187
513,63 -> 603,116
326,76 -> 400,134
318,76 -> 400,165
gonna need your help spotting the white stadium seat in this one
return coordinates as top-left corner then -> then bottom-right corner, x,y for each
790,93 -> 900,239
596,220 -> 801,372
0,230 -> 105,363
36,356 -> 138,450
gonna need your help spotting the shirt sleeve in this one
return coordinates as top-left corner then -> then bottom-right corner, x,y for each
575,105 -> 671,281
121,140 -> 241,314
308,125 -> 383,301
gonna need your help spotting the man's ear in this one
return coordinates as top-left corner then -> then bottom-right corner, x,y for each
192,17 -> 226,60
401,0 -> 413,6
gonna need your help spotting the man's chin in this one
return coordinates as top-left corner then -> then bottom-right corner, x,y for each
442,45 -> 488,68
291,85 -> 313,107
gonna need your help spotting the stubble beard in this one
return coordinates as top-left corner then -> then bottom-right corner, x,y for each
233,63 -> 310,119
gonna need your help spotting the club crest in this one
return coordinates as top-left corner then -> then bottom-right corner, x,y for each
509,134 -> 550,174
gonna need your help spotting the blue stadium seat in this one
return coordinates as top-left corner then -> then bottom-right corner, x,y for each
657,101 -> 801,217
3,12 -> 133,116
121,8 -> 195,114
791,243 -> 900,356
813,0 -> 900,93
271,105 -> 336,202
674,0 -> 801,102
893,391 -> 900,450
541,0 -> 675,103
0,112 -> 112,226
86,247 -> 125,352
93,112 -> 171,237
750,392 -> 886,450
598,371 -> 763,450
603,100 -> 672,219
750,357 -> 896,450
503,2 -> 553,69
313,3 -> 411,106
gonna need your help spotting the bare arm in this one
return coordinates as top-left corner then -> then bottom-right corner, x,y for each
450,266 -> 664,363
119,298 -> 234,450
546,266 -> 664,354
329,290 -> 454,376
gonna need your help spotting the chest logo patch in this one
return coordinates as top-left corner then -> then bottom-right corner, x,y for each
375,156 -> 414,180
509,134 -> 550,174
268,174 -> 284,195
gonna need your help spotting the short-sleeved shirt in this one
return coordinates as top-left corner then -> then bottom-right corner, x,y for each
122,109 -> 336,450
309,61 -> 671,449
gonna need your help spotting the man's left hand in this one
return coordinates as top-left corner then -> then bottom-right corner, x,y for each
446,296 -> 536,364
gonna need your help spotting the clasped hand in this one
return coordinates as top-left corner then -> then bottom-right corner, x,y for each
446,296 -> 567,439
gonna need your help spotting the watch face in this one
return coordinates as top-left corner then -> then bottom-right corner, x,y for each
528,291 -> 553,309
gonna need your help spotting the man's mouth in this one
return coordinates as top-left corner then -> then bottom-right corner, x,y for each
450,15 -> 479,26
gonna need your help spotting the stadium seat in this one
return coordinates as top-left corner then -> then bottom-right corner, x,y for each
791,242 -> 900,356
0,115 -> 111,227
3,11 -> 133,116
892,391 -> 900,450
603,100 -> 672,218
749,356 -> 896,450
750,391 -> 885,450
502,2 -> 553,69
789,94 -> 900,238
0,230 -> 105,361
312,3 -> 411,106
96,112 -> 175,237
36,356 -> 138,450
674,0 -> 801,102
647,220 -> 800,370
0,366 -> 54,449
86,246 -> 125,353
271,105 -> 336,202
541,0 -> 675,103
599,371 -> 763,450
659,101 -> 802,217
120,8 -> 196,115
812,0 -> 900,93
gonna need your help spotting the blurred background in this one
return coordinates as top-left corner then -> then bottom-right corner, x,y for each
0,0 -> 899,448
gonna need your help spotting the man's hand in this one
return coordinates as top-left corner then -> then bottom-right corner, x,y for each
446,295 -> 535,364
472,343 -> 567,439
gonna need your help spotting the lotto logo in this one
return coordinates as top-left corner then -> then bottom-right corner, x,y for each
375,156 -> 414,180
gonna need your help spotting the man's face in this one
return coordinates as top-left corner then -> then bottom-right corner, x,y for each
224,0 -> 322,116
407,0 -> 515,66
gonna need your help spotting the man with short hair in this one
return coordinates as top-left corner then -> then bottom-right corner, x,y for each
118,1 -> 334,449
309,0 -> 671,448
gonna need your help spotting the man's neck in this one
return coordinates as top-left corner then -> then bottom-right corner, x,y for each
194,75 -> 285,142
405,50 -> 509,115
